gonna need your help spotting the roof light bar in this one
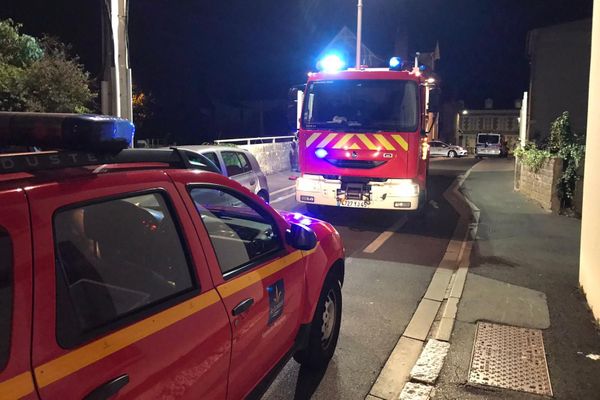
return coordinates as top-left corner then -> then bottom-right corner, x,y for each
0,112 -> 134,153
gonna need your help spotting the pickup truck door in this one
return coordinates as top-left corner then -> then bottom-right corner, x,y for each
175,177 -> 306,399
28,171 -> 232,399
0,188 -> 36,400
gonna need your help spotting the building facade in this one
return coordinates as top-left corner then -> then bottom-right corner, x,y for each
458,109 -> 520,153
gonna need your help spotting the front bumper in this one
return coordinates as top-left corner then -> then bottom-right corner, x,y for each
296,175 -> 421,210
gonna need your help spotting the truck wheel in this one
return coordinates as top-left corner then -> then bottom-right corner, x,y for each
448,150 -> 457,158
294,275 -> 342,369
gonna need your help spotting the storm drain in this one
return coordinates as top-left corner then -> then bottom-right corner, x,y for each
468,322 -> 553,396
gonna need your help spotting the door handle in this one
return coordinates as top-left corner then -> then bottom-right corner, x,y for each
84,374 -> 129,400
232,298 -> 254,316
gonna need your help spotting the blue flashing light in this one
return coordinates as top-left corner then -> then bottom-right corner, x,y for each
389,57 -> 403,69
0,112 -> 134,152
317,54 -> 345,72
419,64 -> 427,71
315,148 -> 328,159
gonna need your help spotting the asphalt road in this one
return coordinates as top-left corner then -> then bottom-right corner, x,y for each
262,157 -> 479,400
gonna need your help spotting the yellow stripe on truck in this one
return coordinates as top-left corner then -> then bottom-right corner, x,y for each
316,133 -> 338,148
0,371 -> 35,399
357,134 -> 378,150
374,134 -> 396,151
305,133 -> 322,148
332,134 -> 353,149
391,135 -> 409,151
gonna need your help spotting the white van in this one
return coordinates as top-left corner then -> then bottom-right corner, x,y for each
475,133 -> 505,158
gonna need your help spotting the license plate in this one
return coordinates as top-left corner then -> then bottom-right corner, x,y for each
340,200 -> 369,208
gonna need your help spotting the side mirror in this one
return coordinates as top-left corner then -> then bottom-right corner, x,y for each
287,85 -> 304,131
286,222 -> 317,251
428,88 -> 441,114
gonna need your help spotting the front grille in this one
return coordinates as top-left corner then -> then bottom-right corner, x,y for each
326,159 -> 386,169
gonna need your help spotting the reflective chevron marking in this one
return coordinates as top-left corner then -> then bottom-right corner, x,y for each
391,134 -> 409,151
374,134 -> 396,151
316,133 -> 337,148
305,132 -> 322,147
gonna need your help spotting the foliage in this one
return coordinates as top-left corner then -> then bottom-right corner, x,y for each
516,112 -> 585,209
0,19 -> 43,68
514,143 -> 552,173
0,19 -> 94,113
549,111 -> 574,153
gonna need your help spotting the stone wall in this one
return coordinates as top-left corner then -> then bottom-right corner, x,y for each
515,157 -> 562,212
240,142 -> 293,175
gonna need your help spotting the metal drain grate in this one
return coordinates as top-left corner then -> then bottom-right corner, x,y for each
468,322 -> 553,396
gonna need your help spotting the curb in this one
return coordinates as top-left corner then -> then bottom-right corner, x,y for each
367,163 -> 480,400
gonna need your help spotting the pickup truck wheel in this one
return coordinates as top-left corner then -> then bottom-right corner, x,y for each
294,275 -> 342,369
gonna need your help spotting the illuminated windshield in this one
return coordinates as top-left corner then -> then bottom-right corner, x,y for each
302,79 -> 419,132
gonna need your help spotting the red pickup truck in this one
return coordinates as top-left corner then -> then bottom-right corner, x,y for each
0,113 -> 344,400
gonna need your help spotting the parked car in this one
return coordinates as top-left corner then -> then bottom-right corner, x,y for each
0,113 -> 344,400
173,145 -> 270,202
428,140 -> 468,158
475,133 -> 507,158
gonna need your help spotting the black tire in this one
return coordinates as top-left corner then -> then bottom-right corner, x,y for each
257,190 -> 269,203
448,150 -> 457,158
294,275 -> 342,369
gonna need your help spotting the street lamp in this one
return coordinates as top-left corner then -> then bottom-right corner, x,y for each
462,109 -> 469,115
356,0 -> 363,68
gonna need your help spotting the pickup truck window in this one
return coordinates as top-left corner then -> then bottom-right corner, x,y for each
54,193 -> 196,347
190,188 -> 281,275
0,229 -> 12,371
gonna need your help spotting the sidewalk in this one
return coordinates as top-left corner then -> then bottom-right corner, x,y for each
433,159 -> 600,399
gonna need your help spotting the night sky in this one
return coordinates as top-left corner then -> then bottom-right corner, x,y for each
1,0 -> 594,142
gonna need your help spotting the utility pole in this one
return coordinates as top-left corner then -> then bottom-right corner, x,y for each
355,0 -> 363,68
101,0 -> 133,122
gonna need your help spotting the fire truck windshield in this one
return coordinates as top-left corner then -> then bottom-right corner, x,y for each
302,79 -> 419,132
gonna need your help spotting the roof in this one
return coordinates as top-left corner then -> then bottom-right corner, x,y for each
308,68 -> 423,82
172,145 -> 250,153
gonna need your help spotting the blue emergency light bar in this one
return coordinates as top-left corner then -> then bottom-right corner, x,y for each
0,112 -> 134,153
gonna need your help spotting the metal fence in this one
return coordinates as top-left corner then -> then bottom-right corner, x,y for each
214,135 -> 295,146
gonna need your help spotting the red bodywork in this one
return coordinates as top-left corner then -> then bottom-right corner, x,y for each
0,166 -> 344,399
299,69 -> 429,188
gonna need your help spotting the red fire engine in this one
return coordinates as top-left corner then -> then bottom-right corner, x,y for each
292,56 -> 439,211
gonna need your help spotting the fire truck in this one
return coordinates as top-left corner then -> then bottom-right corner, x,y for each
291,55 -> 439,211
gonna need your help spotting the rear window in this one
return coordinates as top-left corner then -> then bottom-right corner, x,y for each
0,229 -> 12,371
477,134 -> 500,144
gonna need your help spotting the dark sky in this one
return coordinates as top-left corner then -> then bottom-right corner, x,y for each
1,0 -> 594,140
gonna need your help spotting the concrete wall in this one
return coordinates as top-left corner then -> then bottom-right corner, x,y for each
240,142 -> 293,175
515,158 -> 562,212
528,19 -> 592,142
580,3 -> 600,324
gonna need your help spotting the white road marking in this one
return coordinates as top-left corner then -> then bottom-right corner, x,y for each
362,215 -> 408,254
270,192 -> 296,204
270,184 -> 295,196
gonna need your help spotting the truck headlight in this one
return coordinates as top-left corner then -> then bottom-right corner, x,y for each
297,177 -> 319,192
390,181 -> 420,197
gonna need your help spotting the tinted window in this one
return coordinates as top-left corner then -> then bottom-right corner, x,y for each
0,229 -> 12,370
236,153 -> 252,173
190,188 -> 281,275
222,151 -> 246,176
202,152 -> 222,173
54,193 -> 195,347
478,134 -> 500,144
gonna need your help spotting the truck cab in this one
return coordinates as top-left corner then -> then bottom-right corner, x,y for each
294,62 -> 438,211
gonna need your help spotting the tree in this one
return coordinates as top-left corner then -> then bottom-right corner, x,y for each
0,19 -> 95,113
